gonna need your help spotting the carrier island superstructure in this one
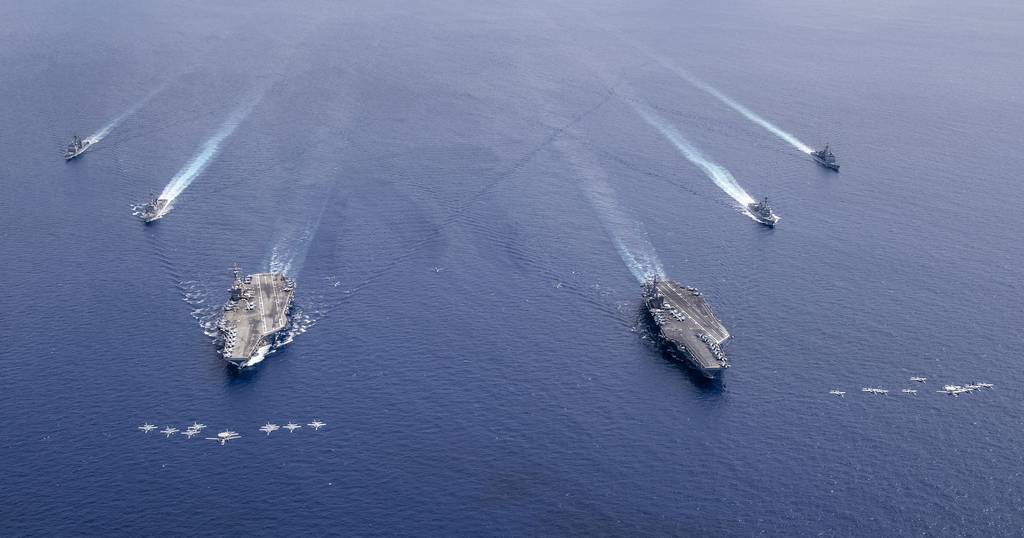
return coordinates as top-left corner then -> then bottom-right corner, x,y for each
643,278 -> 731,378
217,265 -> 295,368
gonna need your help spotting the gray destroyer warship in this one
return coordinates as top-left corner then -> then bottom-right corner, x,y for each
138,197 -> 171,223
642,278 -> 731,378
747,196 -> 780,227
63,135 -> 93,161
811,144 -> 840,171
217,265 -> 295,368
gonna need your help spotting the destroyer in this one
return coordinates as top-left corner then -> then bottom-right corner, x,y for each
811,144 -> 840,171
217,265 -> 295,368
642,278 -> 731,378
747,197 -> 780,227
63,135 -> 93,161
138,197 -> 171,223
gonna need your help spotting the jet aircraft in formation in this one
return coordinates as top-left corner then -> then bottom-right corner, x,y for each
136,419 -> 325,443
207,431 -> 242,445
830,379 -> 994,398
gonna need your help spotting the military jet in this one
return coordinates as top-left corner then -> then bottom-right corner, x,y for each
307,420 -> 326,431
901,389 -> 918,395
138,423 -> 157,433
160,427 -> 179,438
181,429 -> 200,439
861,387 -> 888,395
259,423 -> 280,436
910,377 -> 927,383
206,431 -> 242,445
937,385 -> 972,397
829,390 -> 846,397
283,422 -> 302,433
189,422 -> 207,431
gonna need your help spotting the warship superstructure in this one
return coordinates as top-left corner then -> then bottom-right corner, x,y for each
217,265 -> 295,368
811,144 -> 840,171
139,197 -> 171,223
747,197 -> 780,227
63,135 -> 93,160
642,278 -> 730,378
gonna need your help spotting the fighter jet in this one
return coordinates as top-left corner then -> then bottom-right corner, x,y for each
181,429 -> 200,439
937,385 -> 972,397
160,427 -> 179,438
138,423 -> 157,433
975,382 -> 994,389
829,390 -> 846,397
283,422 -> 302,433
189,422 -> 207,431
206,431 -> 242,445
910,377 -> 928,383
307,420 -> 326,431
901,389 -> 918,395
259,422 -> 280,436
861,387 -> 888,395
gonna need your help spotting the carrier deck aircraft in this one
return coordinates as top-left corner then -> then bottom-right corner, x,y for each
643,278 -> 731,378
217,265 -> 295,368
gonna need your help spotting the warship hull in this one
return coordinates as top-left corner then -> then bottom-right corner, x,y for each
746,203 -> 779,227
643,280 -> 730,378
217,270 -> 294,368
812,155 -> 840,171
141,198 -> 171,223
64,139 -> 94,161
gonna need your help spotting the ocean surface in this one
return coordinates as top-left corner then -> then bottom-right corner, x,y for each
2,1 -> 1023,535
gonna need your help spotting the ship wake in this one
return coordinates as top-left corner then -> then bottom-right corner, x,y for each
88,85 -> 165,145
613,32 -> 812,154
177,279 -> 222,339
557,138 -> 665,284
633,104 -> 756,207
158,88 -> 264,205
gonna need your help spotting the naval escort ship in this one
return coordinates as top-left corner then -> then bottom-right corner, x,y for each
642,278 -> 731,378
63,135 -> 93,160
811,144 -> 840,171
139,197 -> 171,223
747,196 -> 780,227
217,265 -> 295,368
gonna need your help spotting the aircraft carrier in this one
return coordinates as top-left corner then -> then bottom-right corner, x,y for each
642,278 -> 730,378
217,265 -> 295,368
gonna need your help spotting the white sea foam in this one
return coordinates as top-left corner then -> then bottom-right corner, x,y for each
558,138 -> 665,283
618,34 -> 813,154
158,89 -> 263,203
633,104 -> 756,206
88,85 -> 164,144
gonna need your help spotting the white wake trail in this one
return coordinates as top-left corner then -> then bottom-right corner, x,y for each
266,185 -> 332,279
159,90 -> 263,203
633,104 -> 755,206
88,85 -> 164,144
557,139 -> 665,284
618,33 -> 813,154
680,73 -> 813,154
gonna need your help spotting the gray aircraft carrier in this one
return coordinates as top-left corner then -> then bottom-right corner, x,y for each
217,265 -> 295,368
642,278 -> 731,378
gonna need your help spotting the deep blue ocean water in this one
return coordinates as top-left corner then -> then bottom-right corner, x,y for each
2,1 -> 1023,535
